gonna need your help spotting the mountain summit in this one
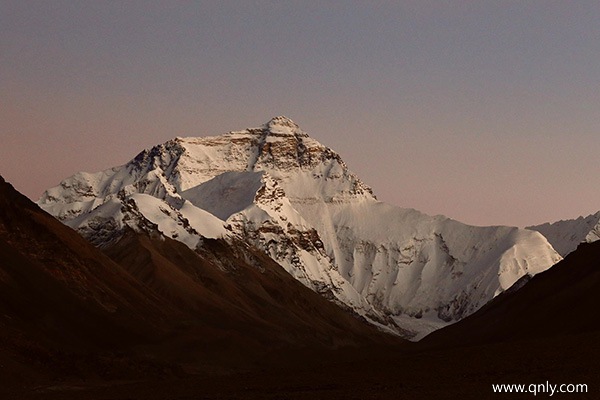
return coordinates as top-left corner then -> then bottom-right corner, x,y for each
264,115 -> 305,136
39,117 -> 561,339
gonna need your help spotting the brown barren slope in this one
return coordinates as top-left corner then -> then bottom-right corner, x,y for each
0,175 -> 401,397
103,230 -> 400,368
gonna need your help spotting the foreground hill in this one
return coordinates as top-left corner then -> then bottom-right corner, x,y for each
0,175 -> 396,396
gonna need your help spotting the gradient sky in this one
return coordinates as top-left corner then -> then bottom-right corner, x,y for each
2,1 -> 600,227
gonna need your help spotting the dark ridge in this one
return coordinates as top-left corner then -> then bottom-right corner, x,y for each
102,230 -> 402,367
0,175 -> 403,396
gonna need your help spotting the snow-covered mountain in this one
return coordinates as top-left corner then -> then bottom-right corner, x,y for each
38,116 -> 561,339
527,212 -> 600,257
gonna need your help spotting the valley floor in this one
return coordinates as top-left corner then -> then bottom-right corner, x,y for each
4,332 -> 598,400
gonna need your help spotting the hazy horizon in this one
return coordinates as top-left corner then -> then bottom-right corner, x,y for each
2,1 -> 600,227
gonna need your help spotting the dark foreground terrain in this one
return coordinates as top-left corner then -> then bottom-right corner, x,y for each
1,175 -> 599,399
2,332 -> 598,400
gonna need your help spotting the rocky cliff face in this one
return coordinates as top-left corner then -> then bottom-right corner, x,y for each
38,117 -> 562,339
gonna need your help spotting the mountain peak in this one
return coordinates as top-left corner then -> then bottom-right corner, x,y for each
263,116 -> 306,137
37,118 -> 561,340
266,115 -> 298,128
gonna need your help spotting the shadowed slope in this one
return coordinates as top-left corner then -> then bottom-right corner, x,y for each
0,175 -> 400,395
103,231 -> 400,367
0,176 -> 171,350
0,175 -> 184,393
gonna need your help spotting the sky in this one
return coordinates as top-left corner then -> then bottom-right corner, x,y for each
1,1 -> 600,227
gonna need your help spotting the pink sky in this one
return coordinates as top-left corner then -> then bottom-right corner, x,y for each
2,1 -> 600,227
